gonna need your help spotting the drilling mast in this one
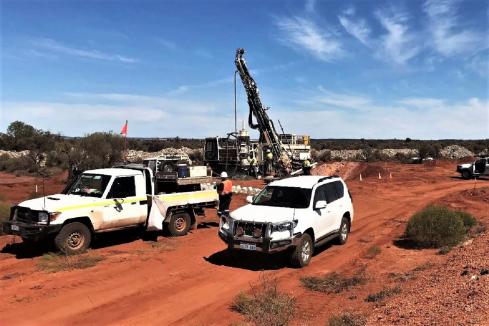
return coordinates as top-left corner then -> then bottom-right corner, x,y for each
234,48 -> 292,175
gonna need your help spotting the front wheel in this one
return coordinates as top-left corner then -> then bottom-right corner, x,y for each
54,222 -> 92,255
167,212 -> 191,236
290,233 -> 313,268
336,217 -> 350,245
461,170 -> 472,180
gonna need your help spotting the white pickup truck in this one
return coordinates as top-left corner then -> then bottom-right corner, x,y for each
457,157 -> 489,179
218,175 -> 354,267
2,166 -> 218,254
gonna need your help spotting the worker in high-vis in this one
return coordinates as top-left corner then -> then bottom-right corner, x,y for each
265,148 -> 274,176
217,171 -> 233,217
302,159 -> 312,175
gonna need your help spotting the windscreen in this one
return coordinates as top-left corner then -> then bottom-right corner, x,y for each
66,174 -> 111,198
253,186 -> 312,209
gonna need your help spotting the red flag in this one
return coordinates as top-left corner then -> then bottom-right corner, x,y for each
120,120 -> 128,136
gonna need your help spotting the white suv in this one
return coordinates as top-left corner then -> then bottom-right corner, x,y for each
218,175 -> 354,267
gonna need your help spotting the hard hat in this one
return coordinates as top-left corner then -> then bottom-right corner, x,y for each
220,171 -> 228,178
266,149 -> 271,152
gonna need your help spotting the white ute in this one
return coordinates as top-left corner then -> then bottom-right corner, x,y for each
2,166 -> 217,254
218,175 -> 354,267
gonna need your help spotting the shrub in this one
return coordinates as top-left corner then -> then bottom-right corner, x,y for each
317,150 -> 332,162
301,272 -> 366,294
328,312 -> 366,326
232,275 -> 295,326
37,252 -> 104,273
365,286 -> 401,302
363,245 -> 381,259
405,205 -> 476,248
0,202 -> 11,234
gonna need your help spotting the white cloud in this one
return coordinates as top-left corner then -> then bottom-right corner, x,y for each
375,11 -> 420,65
1,93 -> 233,137
314,87 -> 372,110
275,16 -> 343,61
338,14 -> 371,46
423,0 -> 487,56
278,93 -> 488,139
30,38 -> 139,63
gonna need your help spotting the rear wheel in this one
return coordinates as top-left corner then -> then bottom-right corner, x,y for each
461,170 -> 472,180
55,222 -> 92,255
290,233 -> 313,268
336,217 -> 350,245
167,212 -> 191,236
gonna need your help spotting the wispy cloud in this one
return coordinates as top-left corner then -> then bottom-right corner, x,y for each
275,16 -> 343,61
155,38 -> 177,50
305,0 -> 316,13
313,86 -> 372,110
338,7 -> 371,46
195,49 -> 213,59
375,10 -> 420,65
30,38 -> 139,63
423,0 -> 487,56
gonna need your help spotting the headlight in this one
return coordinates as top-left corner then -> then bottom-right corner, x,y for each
271,221 -> 297,233
38,212 -> 49,224
220,216 -> 232,231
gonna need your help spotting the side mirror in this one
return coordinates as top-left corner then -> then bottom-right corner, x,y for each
246,195 -> 254,204
314,200 -> 327,210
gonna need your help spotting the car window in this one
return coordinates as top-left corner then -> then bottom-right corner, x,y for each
333,181 -> 344,199
107,176 -> 136,198
253,186 -> 312,208
313,185 -> 327,206
325,183 -> 337,203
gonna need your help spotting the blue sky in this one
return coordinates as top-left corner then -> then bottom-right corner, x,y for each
1,0 -> 488,139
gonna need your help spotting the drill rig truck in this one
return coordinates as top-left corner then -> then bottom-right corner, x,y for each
204,48 -> 311,177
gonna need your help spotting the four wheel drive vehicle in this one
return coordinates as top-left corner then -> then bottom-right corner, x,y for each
457,157 -> 489,179
218,175 -> 354,267
1,166 -> 218,254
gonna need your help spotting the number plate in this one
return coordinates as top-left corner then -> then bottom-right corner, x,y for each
11,225 -> 20,231
239,243 -> 256,251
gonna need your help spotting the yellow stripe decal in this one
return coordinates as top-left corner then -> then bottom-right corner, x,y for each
57,191 -> 217,212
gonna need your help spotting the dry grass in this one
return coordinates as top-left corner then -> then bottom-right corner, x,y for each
37,252 -> 104,273
232,275 -> 296,326
363,245 -> 381,259
365,286 -> 401,302
328,312 -> 366,326
301,271 -> 366,294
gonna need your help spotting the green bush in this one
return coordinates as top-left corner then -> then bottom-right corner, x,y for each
328,312 -> 366,326
405,206 -> 476,248
232,275 -> 295,326
301,272 -> 366,294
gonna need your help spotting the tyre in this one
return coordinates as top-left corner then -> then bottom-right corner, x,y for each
336,217 -> 350,245
290,233 -> 313,268
167,212 -> 191,236
461,170 -> 472,180
54,222 -> 92,255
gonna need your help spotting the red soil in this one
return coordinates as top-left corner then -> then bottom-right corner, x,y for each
0,162 -> 487,325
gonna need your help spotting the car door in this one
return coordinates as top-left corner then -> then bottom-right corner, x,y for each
311,184 -> 336,239
102,176 -> 145,228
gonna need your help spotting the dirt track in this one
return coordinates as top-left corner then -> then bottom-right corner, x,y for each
0,162 -> 487,325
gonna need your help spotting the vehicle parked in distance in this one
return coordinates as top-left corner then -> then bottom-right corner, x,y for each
2,165 -> 217,254
457,156 -> 489,179
218,175 -> 354,267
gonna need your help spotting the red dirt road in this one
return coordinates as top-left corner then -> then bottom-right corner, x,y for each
0,162 -> 487,325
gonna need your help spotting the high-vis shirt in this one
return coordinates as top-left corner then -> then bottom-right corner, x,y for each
219,179 -> 233,195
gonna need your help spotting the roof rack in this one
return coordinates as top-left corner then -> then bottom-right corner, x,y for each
317,175 -> 340,183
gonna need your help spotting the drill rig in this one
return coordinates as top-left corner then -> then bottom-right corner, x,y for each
235,48 -> 293,176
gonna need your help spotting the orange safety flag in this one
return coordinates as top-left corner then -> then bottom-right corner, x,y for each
120,120 -> 128,136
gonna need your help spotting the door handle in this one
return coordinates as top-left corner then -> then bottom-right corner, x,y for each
131,202 -> 137,205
